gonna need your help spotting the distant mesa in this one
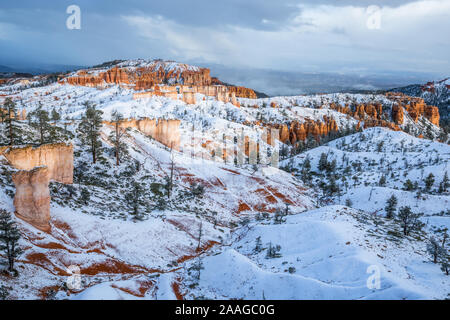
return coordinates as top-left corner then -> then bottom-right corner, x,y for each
58,59 -> 259,100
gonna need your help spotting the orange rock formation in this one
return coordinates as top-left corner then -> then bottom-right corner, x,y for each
12,167 -> 51,232
62,64 -> 257,99
2,143 -> 74,184
104,118 -> 181,151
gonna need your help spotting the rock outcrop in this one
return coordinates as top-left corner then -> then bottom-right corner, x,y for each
270,117 -> 340,144
104,118 -> 181,151
12,167 -> 51,232
385,93 -> 440,126
391,104 -> 404,125
2,143 -> 74,184
61,60 -> 257,99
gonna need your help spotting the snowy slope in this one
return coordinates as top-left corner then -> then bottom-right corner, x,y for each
179,206 -> 449,300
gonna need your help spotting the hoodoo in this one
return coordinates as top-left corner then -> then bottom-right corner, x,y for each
12,167 -> 51,232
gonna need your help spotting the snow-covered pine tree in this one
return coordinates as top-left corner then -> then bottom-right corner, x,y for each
0,209 -> 23,273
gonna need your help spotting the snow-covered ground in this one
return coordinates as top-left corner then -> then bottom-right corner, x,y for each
0,72 -> 448,300
179,206 -> 449,300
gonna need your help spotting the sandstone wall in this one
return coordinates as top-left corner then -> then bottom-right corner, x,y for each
12,167 -> 51,232
270,118 -> 339,144
2,143 -> 73,184
104,118 -> 181,151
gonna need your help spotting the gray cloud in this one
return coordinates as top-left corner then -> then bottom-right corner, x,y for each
0,0 -> 448,79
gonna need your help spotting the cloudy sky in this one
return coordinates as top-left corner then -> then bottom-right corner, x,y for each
0,0 -> 449,82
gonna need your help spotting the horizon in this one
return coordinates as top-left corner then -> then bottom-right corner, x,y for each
1,1 -> 450,95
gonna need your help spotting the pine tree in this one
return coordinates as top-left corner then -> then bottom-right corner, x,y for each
327,176 -> 339,196
33,104 -> 51,144
77,103 -> 103,164
253,236 -> 262,253
109,110 -> 128,166
439,172 -> 449,193
397,206 -> 423,236
425,173 -> 435,192
0,285 -> 11,300
3,98 -> 18,146
51,107 -> 61,124
301,156 -> 312,183
427,237 -> 446,264
79,187 -> 90,205
403,179 -> 415,191
318,153 -> 328,172
379,175 -> 386,187
385,195 -> 398,219
265,242 -> 282,259
0,209 -> 23,273
124,181 -> 145,219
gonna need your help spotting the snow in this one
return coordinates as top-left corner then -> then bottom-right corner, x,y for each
183,206 -> 448,300
0,66 -> 448,300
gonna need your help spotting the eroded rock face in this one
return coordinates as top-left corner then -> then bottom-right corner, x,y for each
61,62 -> 258,99
391,104 -> 404,125
12,167 -> 51,232
386,93 -> 440,126
2,143 -> 73,184
104,118 -> 181,151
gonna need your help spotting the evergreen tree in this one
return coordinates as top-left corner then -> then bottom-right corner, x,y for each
425,173 -> 435,192
32,104 -> 51,144
318,153 -> 328,172
265,242 -> 282,259
301,156 -> 312,183
326,159 -> 337,174
439,172 -> 449,193
427,237 -> 446,264
51,107 -> 61,124
77,103 -> 103,164
0,285 -> 11,300
273,208 -> 286,224
397,206 -> 423,236
327,176 -> 339,196
385,195 -> 398,219
0,209 -> 23,273
253,236 -> 262,253
403,179 -> 415,191
79,188 -> 90,205
109,110 -> 128,166
379,175 -> 386,187
124,181 -> 145,219
3,98 -> 18,146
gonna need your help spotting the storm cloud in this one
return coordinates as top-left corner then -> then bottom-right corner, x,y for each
0,0 -> 449,81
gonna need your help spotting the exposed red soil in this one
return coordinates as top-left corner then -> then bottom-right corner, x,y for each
111,280 -> 155,298
221,168 -> 241,175
176,240 -> 220,264
24,252 -> 68,276
80,259 -> 149,276
172,279 -> 184,300
237,202 -> 251,214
